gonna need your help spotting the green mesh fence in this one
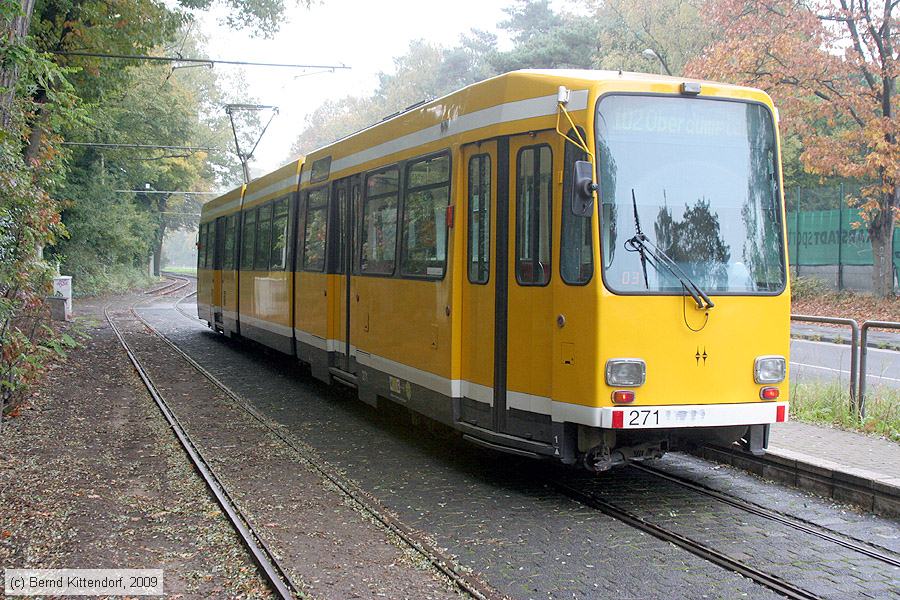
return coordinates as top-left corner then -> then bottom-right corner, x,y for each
784,182 -> 900,292
785,207 -> 899,267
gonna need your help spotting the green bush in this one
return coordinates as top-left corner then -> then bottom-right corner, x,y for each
791,276 -> 830,300
69,264 -> 157,297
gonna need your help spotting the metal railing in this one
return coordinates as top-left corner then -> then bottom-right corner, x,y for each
791,314 -> 900,417
790,314 -> 860,406
858,321 -> 900,418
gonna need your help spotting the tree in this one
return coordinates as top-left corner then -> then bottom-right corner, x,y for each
54,45 -> 233,277
591,0 -> 713,76
1,0 -> 36,127
289,38 -> 495,157
178,0 -> 307,38
490,0 -> 600,71
1,0 -> 75,426
688,0 -> 898,297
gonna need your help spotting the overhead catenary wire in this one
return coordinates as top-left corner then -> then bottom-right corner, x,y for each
51,50 -> 350,71
62,142 -> 222,152
115,190 -> 219,195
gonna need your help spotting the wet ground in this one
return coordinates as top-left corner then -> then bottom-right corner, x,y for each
144,293 -> 900,600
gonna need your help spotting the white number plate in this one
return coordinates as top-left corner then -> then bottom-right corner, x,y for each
607,402 -> 787,429
626,409 -> 660,427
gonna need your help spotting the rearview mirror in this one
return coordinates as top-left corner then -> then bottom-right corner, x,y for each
572,160 -> 596,217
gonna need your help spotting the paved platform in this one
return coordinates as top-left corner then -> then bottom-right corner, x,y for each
700,421 -> 900,516
770,421 -> 899,479
792,322 -> 900,350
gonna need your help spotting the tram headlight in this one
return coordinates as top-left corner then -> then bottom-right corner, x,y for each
754,356 -> 786,384
605,359 -> 646,387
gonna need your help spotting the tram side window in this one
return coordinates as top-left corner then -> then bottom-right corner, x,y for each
223,215 -> 236,271
206,220 -> 216,270
402,153 -> 450,278
467,154 -> 491,284
255,204 -> 273,271
360,166 -> 399,275
516,145 -> 552,285
240,209 -> 257,270
560,133 -> 593,284
335,186 -> 347,274
270,197 -> 289,271
197,223 -> 205,270
351,183 -> 361,274
303,188 -> 328,271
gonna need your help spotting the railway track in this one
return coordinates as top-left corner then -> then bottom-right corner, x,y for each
144,274 -> 192,296
120,278 -> 505,600
105,280 -> 304,600
550,478 -> 822,600
147,278 -> 898,600
552,461 -> 900,600
632,462 -> 900,565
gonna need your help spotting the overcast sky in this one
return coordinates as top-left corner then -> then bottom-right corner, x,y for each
198,0 -> 519,175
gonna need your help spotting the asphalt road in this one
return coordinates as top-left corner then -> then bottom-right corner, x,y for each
791,337 -> 900,389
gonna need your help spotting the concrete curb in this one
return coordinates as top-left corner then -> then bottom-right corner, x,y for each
791,332 -> 900,352
693,444 -> 900,518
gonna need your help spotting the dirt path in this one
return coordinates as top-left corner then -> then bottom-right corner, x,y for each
0,285 -> 475,599
0,290 -> 274,598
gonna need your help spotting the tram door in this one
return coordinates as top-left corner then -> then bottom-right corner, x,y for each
504,132 -> 556,441
460,141 -> 498,429
462,133 -> 556,442
333,175 -> 361,374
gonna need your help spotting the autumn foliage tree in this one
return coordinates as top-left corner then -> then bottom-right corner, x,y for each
688,0 -> 898,297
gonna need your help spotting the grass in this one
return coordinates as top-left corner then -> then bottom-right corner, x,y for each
790,381 -> 900,442
162,265 -> 196,276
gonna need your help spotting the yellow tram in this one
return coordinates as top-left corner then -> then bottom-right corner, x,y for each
198,70 -> 790,470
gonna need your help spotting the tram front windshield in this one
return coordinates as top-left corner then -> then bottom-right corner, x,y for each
597,94 -> 786,295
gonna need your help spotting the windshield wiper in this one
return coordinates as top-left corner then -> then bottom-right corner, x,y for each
624,189 -> 715,310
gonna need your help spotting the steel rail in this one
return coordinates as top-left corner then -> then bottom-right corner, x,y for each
132,295 -> 505,600
632,463 -> 900,567
104,295 -> 302,600
173,290 -> 198,322
158,277 -> 192,297
551,479 -> 822,600
143,278 -> 182,295
143,275 -> 192,297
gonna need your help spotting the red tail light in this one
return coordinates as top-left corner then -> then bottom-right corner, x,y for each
760,387 -> 780,400
612,390 -> 635,404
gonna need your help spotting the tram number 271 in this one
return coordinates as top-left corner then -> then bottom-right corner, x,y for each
627,409 -> 660,427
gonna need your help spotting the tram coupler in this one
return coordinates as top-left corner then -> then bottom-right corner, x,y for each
582,440 -> 667,472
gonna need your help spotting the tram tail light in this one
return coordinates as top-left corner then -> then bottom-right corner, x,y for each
612,390 -> 635,404
760,387 -> 780,400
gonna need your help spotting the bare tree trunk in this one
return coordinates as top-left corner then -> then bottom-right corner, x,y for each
869,189 -> 897,297
153,195 -> 168,277
153,230 -> 164,277
0,0 -> 36,127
